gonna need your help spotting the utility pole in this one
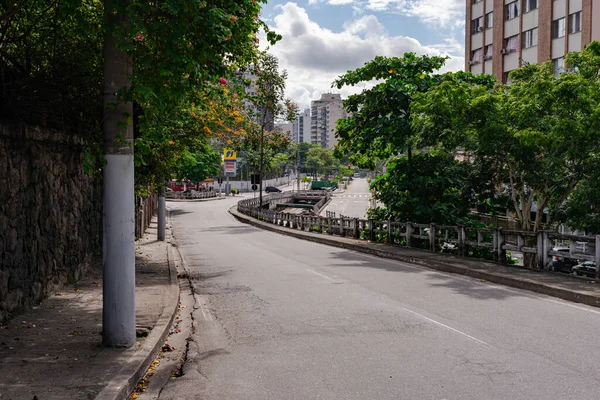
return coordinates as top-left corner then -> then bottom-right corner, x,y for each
157,186 -> 166,241
102,0 -> 135,348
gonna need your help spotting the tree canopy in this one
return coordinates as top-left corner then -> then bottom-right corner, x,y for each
411,42 -> 600,231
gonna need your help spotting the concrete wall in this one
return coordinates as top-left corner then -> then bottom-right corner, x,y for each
0,123 -> 102,322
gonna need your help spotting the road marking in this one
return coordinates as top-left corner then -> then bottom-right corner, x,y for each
401,307 -> 489,346
196,298 -> 214,321
306,268 -> 336,282
544,298 -> 600,316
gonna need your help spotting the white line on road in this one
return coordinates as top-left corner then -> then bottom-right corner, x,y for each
306,268 -> 337,282
401,307 -> 490,346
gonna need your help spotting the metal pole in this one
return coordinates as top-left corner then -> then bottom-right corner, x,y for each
157,186 -> 166,241
226,175 -> 230,197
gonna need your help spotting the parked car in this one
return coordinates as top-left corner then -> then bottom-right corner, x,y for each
551,247 -> 579,273
265,186 -> 282,193
572,261 -> 597,277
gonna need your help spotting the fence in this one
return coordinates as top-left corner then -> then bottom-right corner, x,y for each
136,194 -> 157,239
167,191 -> 218,200
237,194 -> 600,276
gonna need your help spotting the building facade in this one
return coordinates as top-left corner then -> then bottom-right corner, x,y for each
466,0 -> 600,82
275,122 -> 293,140
310,93 -> 346,149
292,108 -> 311,143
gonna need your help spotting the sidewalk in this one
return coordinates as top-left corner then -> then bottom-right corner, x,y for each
231,206 -> 600,309
0,219 -> 179,400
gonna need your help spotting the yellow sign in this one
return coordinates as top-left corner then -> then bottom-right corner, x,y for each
223,149 -> 237,161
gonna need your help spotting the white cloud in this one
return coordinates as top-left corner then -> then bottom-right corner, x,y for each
309,0 -> 464,28
261,2 -> 464,111
400,0 -> 464,29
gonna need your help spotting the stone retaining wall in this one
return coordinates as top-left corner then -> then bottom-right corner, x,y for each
0,123 -> 102,322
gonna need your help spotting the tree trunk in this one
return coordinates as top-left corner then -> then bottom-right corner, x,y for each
259,127 -> 264,207
102,0 -> 135,348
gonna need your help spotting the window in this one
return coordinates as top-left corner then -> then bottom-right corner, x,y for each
569,12 -> 582,33
503,71 -> 513,84
484,44 -> 493,60
472,0 -> 483,3
504,35 -> 520,53
524,0 -> 538,13
505,1 -> 519,20
553,57 -> 565,76
471,17 -> 483,34
471,48 -> 483,64
553,18 -> 566,38
485,12 -> 494,29
523,28 -> 538,48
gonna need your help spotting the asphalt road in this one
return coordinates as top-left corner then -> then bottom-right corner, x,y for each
322,178 -> 372,218
161,196 -> 600,400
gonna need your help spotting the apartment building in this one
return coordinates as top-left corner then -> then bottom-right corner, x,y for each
466,0 -> 600,82
292,108 -> 311,143
310,93 -> 347,149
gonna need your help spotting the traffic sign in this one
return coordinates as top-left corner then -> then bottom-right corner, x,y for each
223,149 -> 237,161
251,184 -> 258,191
224,160 -> 236,177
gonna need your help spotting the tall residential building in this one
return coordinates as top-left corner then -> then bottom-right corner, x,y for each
310,93 -> 347,148
465,0 -> 600,82
292,108 -> 311,143
275,122 -> 293,139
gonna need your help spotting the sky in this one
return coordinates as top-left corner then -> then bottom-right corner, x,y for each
258,0 -> 466,111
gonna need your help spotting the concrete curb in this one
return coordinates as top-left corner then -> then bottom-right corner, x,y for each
95,233 -> 181,400
229,206 -> 600,309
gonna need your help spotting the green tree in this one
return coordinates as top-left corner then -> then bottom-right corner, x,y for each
368,153 -> 474,225
333,53 -> 494,222
238,52 -> 296,204
561,175 -> 600,234
306,145 -> 336,176
175,143 -> 221,184
269,152 -> 291,178
411,42 -> 600,232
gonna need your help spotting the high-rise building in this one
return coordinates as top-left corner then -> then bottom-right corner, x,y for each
275,122 -> 293,139
310,93 -> 346,148
292,108 -> 310,143
465,0 -> 600,82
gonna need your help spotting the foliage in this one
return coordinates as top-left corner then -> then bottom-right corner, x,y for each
174,142 -> 220,183
366,153 -> 474,225
411,42 -> 600,231
332,53 -> 494,169
1,0 -> 104,135
306,145 -> 337,175
562,175 -> 600,234
333,53 -> 494,223
4,0 -> 278,196
233,52 -> 296,203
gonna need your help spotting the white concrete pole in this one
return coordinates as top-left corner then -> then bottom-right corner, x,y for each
102,0 -> 135,348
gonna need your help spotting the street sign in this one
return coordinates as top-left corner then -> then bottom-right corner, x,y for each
251,184 -> 258,191
224,160 -> 236,177
223,149 -> 237,161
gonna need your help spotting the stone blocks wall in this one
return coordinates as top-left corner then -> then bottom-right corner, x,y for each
0,123 -> 102,322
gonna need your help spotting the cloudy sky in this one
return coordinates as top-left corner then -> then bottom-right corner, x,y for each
259,0 -> 466,110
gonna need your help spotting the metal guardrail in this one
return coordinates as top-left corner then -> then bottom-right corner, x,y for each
237,196 -> 600,276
